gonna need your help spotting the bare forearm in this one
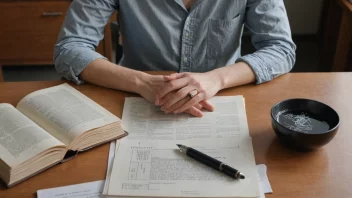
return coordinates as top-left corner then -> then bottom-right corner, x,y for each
211,62 -> 256,90
80,59 -> 147,93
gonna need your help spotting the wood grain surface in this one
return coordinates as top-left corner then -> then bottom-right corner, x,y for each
0,72 -> 352,198
0,1 -> 116,65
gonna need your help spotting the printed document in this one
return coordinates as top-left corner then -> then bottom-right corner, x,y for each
122,96 -> 250,140
36,138 -> 270,198
106,96 -> 259,198
107,138 -> 260,197
37,164 -> 271,198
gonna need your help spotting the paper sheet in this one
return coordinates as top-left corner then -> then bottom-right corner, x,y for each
122,96 -> 250,140
37,180 -> 105,198
37,165 -> 271,198
257,164 -> 273,198
38,141 -> 272,198
107,138 -> 260,198
102,140 -> 118,195
105,96 -> 261,198
257,164 -> 273,195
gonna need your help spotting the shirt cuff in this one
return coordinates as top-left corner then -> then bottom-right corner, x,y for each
236,54 -> 272,84
59,49 -> 107,84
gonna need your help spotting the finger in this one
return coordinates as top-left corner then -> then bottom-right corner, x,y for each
194,103 -> 203,110
163,97 -> 189,114
199,100 -> 215,112
156,91 -> 174,106
159,86 -> 195,107
184,106 -> 203,117
164,73 -> 185,81
172,103 -> 202,114
153,75 -> 170,105
174,92 -> 205,114
157,78 -> 189,100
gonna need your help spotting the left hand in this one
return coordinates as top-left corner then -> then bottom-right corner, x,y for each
155,72 -> 222,114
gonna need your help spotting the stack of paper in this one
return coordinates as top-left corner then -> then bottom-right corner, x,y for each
104,96 -> 262,198
37,141 -> 272,198
37,163 -> 272,198
37,140 -> 272,198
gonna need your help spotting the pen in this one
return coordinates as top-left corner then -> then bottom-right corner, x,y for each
176,144 -> 245,179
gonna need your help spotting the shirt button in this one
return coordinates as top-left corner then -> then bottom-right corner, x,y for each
185,33 -> 189,37
184,57 -> 188,62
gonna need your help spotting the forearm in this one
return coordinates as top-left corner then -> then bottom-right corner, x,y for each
80,58 -> 147,93
240,0 -> 296,84
210,62 -> 256,90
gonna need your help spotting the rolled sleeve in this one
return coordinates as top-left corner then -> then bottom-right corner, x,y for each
236,54 -> 272,84
54,40 -> 107,84
54,0 -> 117,84
236,0 -> 296,84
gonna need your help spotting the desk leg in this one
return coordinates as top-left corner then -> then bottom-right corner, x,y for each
332,10 -> 352,71
0,65 -> 3,82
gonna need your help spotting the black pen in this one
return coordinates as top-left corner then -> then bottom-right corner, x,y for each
176,144 -> 245,179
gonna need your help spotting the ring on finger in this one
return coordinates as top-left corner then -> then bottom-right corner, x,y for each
188,89 -> 198,99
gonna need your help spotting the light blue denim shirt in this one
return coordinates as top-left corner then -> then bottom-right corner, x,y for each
54,0 -> 296,84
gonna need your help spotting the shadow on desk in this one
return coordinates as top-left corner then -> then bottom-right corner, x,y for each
265,137 -> 328,191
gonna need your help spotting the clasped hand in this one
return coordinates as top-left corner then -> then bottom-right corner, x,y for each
138,72 -> 222,117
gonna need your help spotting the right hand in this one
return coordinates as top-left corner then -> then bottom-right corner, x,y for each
136,73 -> 212,117
136,74 -> 166,104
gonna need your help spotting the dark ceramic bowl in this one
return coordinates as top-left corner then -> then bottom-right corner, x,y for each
271,98 -> 340,151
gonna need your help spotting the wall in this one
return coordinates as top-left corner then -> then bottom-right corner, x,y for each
284,0 -> 324,35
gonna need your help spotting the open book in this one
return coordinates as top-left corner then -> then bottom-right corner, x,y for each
0,84 -> 126,187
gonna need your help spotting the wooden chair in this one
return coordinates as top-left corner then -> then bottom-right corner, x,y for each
320,0 -> 352,71
332,0 -> 352,71
0,65 -> 3,82
111,21 -> 123,64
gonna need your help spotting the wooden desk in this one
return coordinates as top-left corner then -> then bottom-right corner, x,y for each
1,73 -> 352,198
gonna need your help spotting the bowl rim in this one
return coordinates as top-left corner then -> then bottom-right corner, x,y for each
270,98 -> 340,135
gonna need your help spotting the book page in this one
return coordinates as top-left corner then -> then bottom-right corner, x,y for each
16,84 -> 120,146
108,138 -> 259,198
0,104 -> 65,167
122,96 -> 250,140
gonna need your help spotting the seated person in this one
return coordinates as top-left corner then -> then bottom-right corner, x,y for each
54,0 -> 296,117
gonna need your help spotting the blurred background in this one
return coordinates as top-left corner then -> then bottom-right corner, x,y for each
0,0 -> 351,82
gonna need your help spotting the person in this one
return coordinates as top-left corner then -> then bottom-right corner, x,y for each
54,0 -> 296,117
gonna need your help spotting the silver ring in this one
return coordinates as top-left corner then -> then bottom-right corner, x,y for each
188,89 -> 198,99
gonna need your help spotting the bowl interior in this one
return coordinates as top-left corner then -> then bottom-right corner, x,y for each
271,99 -> 339,134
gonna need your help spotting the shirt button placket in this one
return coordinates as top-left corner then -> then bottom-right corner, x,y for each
180,17 -> 193,73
